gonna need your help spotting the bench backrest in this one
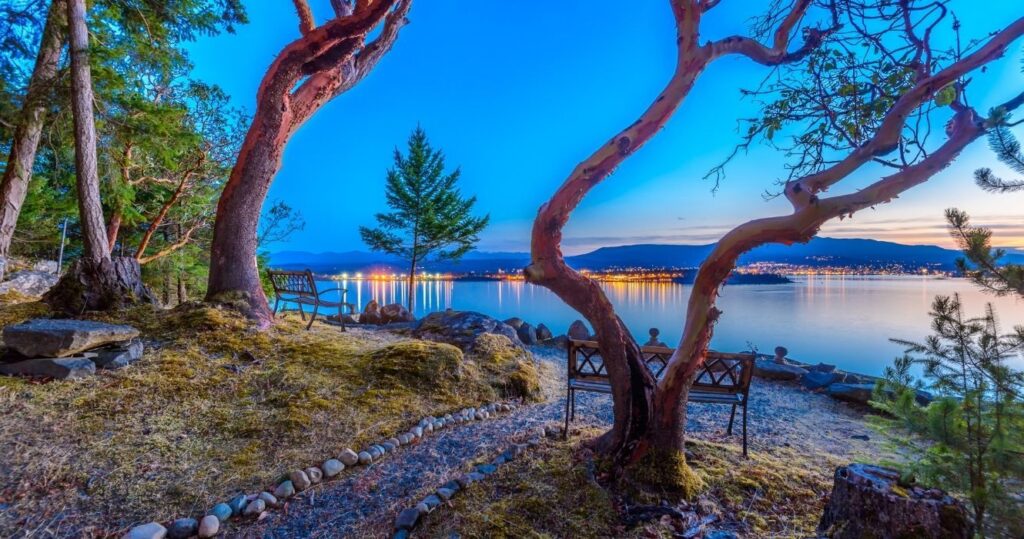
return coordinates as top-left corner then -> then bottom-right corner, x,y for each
568,339 -> 755,395
268,269 -> 317,297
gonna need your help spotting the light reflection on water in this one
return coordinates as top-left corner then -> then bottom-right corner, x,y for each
315,276 -> 1024,376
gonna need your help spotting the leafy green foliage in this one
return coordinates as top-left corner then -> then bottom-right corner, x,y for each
360,127 -> 489,307
872,295 -> 1024,536
946,209 -> 1024,298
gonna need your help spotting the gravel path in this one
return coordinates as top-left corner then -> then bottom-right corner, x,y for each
238,348 -> 885,538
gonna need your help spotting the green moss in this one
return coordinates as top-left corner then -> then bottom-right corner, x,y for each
627,447 -> 706,499
364,340 -> 465,389
0,297 -> 49,328
470,333 -> 542,401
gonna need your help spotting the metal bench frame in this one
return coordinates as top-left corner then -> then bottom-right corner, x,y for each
268,269 -> 354,330
566,339 -> 755,456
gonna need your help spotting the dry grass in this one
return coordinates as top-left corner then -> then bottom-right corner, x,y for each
0,297 -> 535,536
416,428 -> 839,539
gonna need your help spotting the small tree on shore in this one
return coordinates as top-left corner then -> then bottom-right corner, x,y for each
360,127 -> 488,312
872,295 -> 1024,536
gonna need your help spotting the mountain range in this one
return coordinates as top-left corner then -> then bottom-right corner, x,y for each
270,237 -> 1024,275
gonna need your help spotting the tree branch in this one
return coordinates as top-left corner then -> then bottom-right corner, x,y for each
138,221 -> 204,265
708,0 -> 836,65
293,0 -> 315,35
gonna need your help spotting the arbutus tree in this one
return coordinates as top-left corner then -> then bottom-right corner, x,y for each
205,0 -> 412,326
525,0 -> 1024,488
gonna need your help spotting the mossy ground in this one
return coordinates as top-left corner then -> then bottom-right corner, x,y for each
0,296 -> 531,535
417,428 -> 839,538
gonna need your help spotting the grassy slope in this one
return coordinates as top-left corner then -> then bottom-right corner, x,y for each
0,295 -> 536,535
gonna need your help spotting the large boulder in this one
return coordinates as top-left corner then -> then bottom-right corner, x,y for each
362,300 -> 382,325
517,323 -> 538,346
535,323 -> 553,341
753,359 -> 808,380
3,319 -> 139,358
0,356 -> 96,379
412,310 -> 522,352
0,270 -> 58,297
472,333 -> 541,400
91,340 -> 144,370
502,317 -> 524,329
363,341 -> 465,390
827,382 -> 932,406
380,303 -> 415,324
567,320 -> 591,341
818,463 -> 973,539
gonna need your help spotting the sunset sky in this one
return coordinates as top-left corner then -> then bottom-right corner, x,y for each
188,0 -> 1024,255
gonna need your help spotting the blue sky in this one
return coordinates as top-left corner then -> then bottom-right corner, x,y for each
187,1 -> 1024,254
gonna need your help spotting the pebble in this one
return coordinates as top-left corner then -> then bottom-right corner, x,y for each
477,464 -> 498,475
322,459 -> 344,477
369,446 -> 384,459
388,437 -> 401,447
421,494 -> 442,510
258,491 -> 279,507
398,433 -> 413,445
339,448 -> 359,466
424,422 -> 434,433
305,466 -> 323,484
455,474 -> 477,488
197,515 -> 219,538
209,503 -> 232,523
411,426 -> 424,438
393,530 -> 409,539
474,410 -> 485,420
851,434 -> 870,441
394,507 -> 421,530
289,470 -> 312,491
123,522 -> 167,539
274,480 -> 296,499
436,487 -> 456,500
492,454 -> 509,465
243,498 -> 266,517
382,441 -> 397,452
432,420 -> 444,430
441,480 -> 461,493
167,518 -> 198,539
358,451 -> 373,465
227,494 -> 247,516
415,502 -> 431,515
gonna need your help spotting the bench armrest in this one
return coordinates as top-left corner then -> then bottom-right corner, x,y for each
315,285 -> 347,295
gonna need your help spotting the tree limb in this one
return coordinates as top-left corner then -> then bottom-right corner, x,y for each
137,221 -> 204,265
293,0 -> 315,35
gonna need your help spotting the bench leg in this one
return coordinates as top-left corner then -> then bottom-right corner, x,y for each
563,388 -> 572,440
742,404 -> 748,458
272,297 -> 281,318
297,303 -> 306,321
727,403 -> 737,435
306,303 -> 319,330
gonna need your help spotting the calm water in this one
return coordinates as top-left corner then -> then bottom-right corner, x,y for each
313,276 -> 1024,376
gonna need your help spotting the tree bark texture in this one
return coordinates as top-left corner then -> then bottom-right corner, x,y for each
0,0 -> 66,280
66,0 -> 109,261
205,0 -> 411,326
43,257 -> 156,315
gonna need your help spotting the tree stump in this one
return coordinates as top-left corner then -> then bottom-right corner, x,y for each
43,257 -> 156,314
818,463 -> 973,539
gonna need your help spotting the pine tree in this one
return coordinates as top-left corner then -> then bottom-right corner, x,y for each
872,294 -> 1024,537
360,127 -> 488,312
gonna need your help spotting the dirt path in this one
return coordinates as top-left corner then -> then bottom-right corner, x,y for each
239,348 -> 885,538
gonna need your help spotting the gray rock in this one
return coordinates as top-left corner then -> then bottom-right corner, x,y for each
541,335 -> 570,349
382,441 -> 397,452
455,474 -> 477,488
91,340 -> 144,369
387,437 -> 401,448
3,319 -> 139,358
123,522 -> 167,539
436,487 -> 456,500
825,383 -> 874,404
243,498 -> 266,517
753,359 -> 808,380
466,471 -> 486,482
0,356 -> 96,379
411,426 -> 423,438
358,451 -> 373,465
808,363 -> 837,373
705,531 -> 738,539
442,480 -> 461,493
227,494 -> 247,516
801,371 -> 844,390
209,503 -> 232,522
411,310 -> 523,353
398,433 -> 413,445
380,303 -> 415,324
322,459 -> 344,477
0,269 -> 58,296
392,530 -> 409,539
197,515 -> 219,538
567,320 -> 591,340
394,507 -> 421,530
502,317 -> 524,329
421,494 -> 442,511
258,491 -> 279,507
305,466 -> 323,484
517,323 -> 538,345
414,502 -> 430,515
339,448 -> 359,466
362,300 -> 382,325
166,518 -> 198,539
289,470 -> 312,491
368,445 -> 384,458
535,323 -> 553,341
32,260 -> 58,273
274,480 -> 296,499
476,464 -> 498,475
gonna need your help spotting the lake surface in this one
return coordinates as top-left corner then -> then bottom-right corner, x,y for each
313,276 -> 1024,376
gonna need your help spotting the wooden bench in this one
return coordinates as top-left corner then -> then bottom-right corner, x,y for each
268,269 -> 354,330
566,339 -> 756,456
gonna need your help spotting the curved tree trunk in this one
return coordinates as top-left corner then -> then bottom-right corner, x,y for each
0,0 -> 66,281
205,0 -> 411,326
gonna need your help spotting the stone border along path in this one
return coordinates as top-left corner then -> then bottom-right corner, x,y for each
389,426 -> 558,539
121,401 -> 522,539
